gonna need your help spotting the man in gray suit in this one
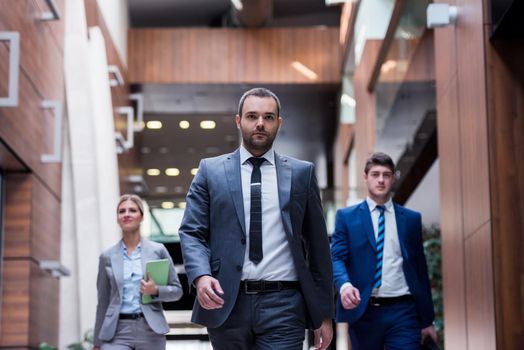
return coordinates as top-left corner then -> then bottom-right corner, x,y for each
179,88 -> 334,349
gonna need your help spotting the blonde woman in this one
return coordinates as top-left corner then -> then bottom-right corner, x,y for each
94,194 -> 183,350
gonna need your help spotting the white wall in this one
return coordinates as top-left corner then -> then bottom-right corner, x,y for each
62,0 -> 122,346
96,0 -> 129,66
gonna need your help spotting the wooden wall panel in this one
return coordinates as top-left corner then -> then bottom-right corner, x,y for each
486,38 -> 524,349
334,124 -> 353,207
31,175 -> 61,261
128,28 -> 341,84
0,0 -> 64,198
353,40 -> 380,198
465,224 -> 496,350
0,51 -> 61,197
436,77 -> 468,349
0,260 -> 31,347
3,175 -> 32,258
29,262 -> 59,348
1,173 -> 60,347
456,0 -> 490,236
433,0 -> 497,348
0,0 -> 64,101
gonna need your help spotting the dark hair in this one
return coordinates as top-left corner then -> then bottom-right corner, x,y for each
237,87 -> 281,117
364,152 -> 395,174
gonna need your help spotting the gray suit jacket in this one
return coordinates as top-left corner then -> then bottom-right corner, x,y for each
179,149 -> 334,329
94,239 -> 183,346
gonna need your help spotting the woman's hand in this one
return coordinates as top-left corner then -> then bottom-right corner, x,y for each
140,272 -> 159,296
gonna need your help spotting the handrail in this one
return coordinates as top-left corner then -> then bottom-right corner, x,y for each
108,65 -> 125,87
40,0 -> 61,21
115,106 -> 134,152
0,32 -> 20,107
41,100 -> 63,163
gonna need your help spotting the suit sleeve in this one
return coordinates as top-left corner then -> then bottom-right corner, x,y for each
413,213 -> 435,328
154,244 -> 183,302
330,210 -> 352,292
94,254 -> 109,347
303,165 -> 334,321
179,159 -> 212,290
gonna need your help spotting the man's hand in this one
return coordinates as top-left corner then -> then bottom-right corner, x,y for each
313,319 -> 333,350
196,275 -> 224,310
340,284 -> 361,310
140,272 -> 159,296
421,325 -> 438,344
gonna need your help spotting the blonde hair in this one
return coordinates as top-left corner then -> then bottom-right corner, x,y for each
117,194 -> 144,216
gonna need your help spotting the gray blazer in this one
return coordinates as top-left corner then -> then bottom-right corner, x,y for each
179,149 -> 334,329
94,239 -> 183,346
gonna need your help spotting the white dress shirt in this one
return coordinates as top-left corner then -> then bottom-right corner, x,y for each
340,197 -> 410,297
239,145 -> 297,281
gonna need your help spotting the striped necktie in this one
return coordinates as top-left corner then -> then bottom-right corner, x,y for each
248,157 -> 265,264
373,205 -> 386,289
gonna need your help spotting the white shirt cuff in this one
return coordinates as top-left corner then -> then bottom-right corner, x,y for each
340,282 -> 353,294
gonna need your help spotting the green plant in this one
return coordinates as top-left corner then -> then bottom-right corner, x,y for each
39,343 -> 57,350
67,329 -> 94,350
423,224 -> 444,348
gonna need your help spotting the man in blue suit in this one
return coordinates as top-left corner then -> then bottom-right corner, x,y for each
179,88 -> 333,349
331,152 -> 437,349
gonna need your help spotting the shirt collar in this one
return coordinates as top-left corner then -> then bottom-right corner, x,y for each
120,239 -> 142,252
366,197 -> 393,213
239,144 -> 275,165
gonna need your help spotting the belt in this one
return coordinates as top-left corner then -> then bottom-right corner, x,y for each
119,313 -> 144,320
240,280 -> 300,294
369,295 -> 413,306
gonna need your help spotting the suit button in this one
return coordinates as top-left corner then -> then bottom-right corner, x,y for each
236,265 -> 242,271
241,238 -> 246,245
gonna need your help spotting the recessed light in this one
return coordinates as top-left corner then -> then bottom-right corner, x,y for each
179,120 -> 190,129
161,201 -> 175,209
178,202 -> 186,209
190,168 -> 198,176
146,121 -> 162,129
147,168 -> 161,176
174,186 -> 185,193
141,147 -> 151,154
159,147 -> 169,154
200,120 -> 216,129
165,168 -> 180,176
155,186 -> 168,193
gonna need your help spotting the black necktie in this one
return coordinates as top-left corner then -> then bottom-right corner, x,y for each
248,157 -> 265,264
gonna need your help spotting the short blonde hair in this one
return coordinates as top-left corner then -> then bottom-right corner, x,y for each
117,194 -> 144,216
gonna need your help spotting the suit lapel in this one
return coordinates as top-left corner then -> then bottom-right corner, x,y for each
275,153 -> 293,237
225,149 -> 246,236
358,201 -> 377,252
394,204 -> 409,259
110,243 -> 124,299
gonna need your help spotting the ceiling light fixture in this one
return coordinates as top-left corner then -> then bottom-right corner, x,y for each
231,0 -> 243,11
161,201 -> 175,209
179,120 -> 190,129
325,0 -> 357,6
146,120 -> 162,129
190,168 -> 198,176
165,168 -> 180,176
341,94 -> 356,107
178,202 -> 186,209
146,168 -> 161,176
200,120 -> 216,129
291,61 -> 318,81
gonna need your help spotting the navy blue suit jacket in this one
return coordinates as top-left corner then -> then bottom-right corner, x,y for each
331,200 -> 434,328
